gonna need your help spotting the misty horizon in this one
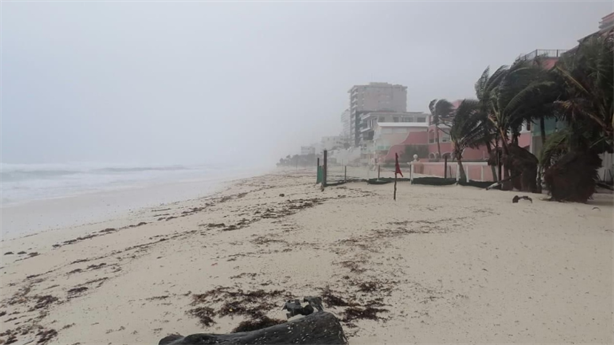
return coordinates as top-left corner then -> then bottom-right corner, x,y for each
3,1 -> 611,166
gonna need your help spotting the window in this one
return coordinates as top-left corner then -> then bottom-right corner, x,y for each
393,117 -> 399,122
378,117 -> 385,122
417,117 -> 426,122
441,134 -> 451,143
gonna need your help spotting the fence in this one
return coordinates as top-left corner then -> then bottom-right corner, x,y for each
318,150 -> 496,187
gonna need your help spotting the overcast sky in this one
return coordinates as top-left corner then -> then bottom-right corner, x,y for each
3,1 -> 612,166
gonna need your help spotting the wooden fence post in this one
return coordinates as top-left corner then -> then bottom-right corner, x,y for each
378,165 -> 381,179
444,156 -> 448,178
323,150 -> 328,188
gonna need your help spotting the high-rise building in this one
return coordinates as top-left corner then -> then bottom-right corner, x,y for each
599,12 -> 614,31
348,82 -> 407,146
340,109 -> 351,141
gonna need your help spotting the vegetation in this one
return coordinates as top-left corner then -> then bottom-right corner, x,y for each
277,153 -> 318,167
450,100 -> 482,181
447,34 -> 612,200
428,99 -> 454,160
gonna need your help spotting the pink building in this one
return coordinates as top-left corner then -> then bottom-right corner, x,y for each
370,100 -> 532,164
370,122 -> 429,163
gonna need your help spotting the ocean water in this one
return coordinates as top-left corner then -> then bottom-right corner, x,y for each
1,162 -> 272,239
1,162 -> 254,206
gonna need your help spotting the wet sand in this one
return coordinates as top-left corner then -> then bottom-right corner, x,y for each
1,170 -> 612,344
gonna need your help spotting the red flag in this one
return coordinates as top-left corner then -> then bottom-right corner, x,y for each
395,153 -> 403,177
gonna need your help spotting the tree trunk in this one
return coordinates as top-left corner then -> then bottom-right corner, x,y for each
536,117 -> 547,193
502,166 -> 512,191
457,157 -> 466,182
435,124 -> 441,160
160,312 -> 348,345
486,142 -> 498,181
539,117 -> 547,145
495,136 -> 502,183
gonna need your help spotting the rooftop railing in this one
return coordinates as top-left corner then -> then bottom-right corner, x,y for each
521,49 -> 567,60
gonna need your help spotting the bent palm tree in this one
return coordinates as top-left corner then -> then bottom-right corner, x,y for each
429,99 -> 454,160
450,99 -> 482,181
473,66 -> 506,180
540,36 -> 613,201
484,59 -> 553,190
554,35 -> 614,150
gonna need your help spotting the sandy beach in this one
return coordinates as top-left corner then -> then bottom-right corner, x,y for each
1,170 -> 612,344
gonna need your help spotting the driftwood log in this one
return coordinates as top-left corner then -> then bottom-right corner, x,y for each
159,312 -> 348,345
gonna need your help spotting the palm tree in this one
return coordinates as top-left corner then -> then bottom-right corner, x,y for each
428,99 -> 454,160
553,35 -> 613,150
450,99 -> 483,181
482,58 -> 557,190
540,36 -> 613,201
473,66 -> 508,181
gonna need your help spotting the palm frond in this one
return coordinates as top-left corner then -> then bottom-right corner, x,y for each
475,67 -> 490,100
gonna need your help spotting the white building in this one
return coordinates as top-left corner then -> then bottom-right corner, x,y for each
349,82 -> 408,146
340,109 -> 351,141
321,136 -> 344,152
300,146 -> 315,155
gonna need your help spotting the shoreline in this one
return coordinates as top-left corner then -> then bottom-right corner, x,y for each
1,170 -> 612,344
1,168 -> 271,240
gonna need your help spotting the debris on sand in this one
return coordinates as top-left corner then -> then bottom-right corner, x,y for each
357,282 -> 378,293
320,287 -> 359,308
31,295 -> 59,311
186,307 -> 215,327
187,287 -> 288,326
67,268 -> 83,276
86,263 -> 106,270
36,328 -> 58,344
355,280 -> 395,296
70,259 -> 88,265
67,287 -> 88,296
342,306 -> 388,322
231,316 -> 286,333
217,301 -> 267,319
4,252 -> 14,255
61,323 -> 75,330
146,295 -> 170,301
79,277 -> 109,288
230,273 -> 258,280
337,260 -> 367,274
512,195 -> 533,203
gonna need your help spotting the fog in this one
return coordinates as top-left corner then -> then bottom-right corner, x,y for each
3,1 -> 610,167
